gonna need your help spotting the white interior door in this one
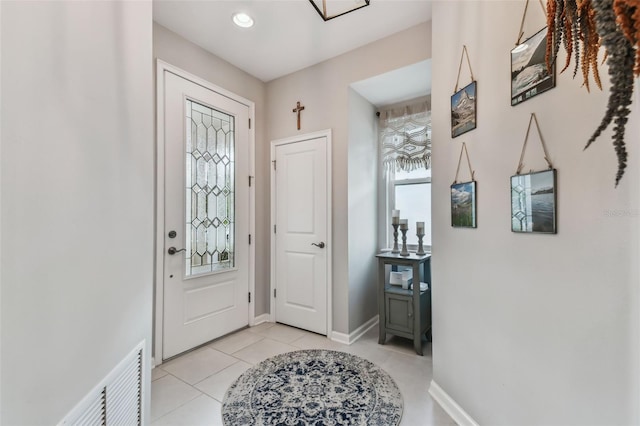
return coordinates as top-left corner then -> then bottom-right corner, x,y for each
162,71 -> 250,359
274,137 -> 328,335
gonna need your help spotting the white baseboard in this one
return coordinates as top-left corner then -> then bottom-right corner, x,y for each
429,380 -> 479,426
252,313 -> 272,326
330,315 -> 378,345
330,331 -> 350,344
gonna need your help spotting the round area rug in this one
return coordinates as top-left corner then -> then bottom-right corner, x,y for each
222,349 -> 403,425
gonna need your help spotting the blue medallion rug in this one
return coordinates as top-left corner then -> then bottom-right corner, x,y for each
222,349 -> 403,425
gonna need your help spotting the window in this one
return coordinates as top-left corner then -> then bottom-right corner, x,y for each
379,100 -> 431,249
392,167 -> 431,246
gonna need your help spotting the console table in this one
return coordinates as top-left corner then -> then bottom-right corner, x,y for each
376,252 -> 431,355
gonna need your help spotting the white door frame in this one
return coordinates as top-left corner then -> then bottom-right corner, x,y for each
270,129 -> 332,336
155,60 -> 256,364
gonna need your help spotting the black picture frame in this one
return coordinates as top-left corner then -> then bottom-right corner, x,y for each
511,169 -> 557,233
451,181 -> 477,228
451,81 -> 477,138
511,27 -> 556,106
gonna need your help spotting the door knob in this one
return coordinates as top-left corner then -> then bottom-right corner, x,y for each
168,247 -> 186,255
311,242 -> 325,249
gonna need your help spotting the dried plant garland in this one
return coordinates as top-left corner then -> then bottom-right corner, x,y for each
545,0 -> 603,90
588,0 -> 635,186
546,0 -> 638,186
580,0 -> 604,91
614,0 -> 640,76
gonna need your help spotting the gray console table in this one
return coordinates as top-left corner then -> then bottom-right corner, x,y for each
376,252 -> 432,356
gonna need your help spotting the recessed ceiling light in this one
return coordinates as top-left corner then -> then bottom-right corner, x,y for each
233,12 -> 254,28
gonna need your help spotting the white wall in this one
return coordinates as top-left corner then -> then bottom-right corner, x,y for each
431,1 -> 640,424
1,2 -> 154,423
153,23 -> 270,317
0,0 -> 3,413
347,88 -> 378,331
266,22 -> 432,334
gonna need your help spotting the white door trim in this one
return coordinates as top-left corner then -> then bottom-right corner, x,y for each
270,129 -> 332,336
155,59 -> 256,364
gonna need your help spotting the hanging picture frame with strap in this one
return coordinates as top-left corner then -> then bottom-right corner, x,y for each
451,142 -> 477,228
510,0 -> 556,106
451,45 -> 477,138
510,113 -> 557,233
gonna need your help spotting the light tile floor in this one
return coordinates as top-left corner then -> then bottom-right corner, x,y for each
151,322 -> 456,425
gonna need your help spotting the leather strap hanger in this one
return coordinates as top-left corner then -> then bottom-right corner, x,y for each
453,142 -> 476,184
454,45 -> 475,93
516,0 -> 547,45
516,113 -> 553,174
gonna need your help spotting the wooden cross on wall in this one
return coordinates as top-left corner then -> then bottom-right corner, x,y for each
292,101 -> 305,130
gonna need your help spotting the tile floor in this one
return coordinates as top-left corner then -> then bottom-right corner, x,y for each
151,322 -> 456,425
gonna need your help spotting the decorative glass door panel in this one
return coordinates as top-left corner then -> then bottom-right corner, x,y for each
185,99 -> 235,276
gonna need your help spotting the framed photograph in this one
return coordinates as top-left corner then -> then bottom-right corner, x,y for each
451,181 -> 476,228
451,81 -> 477,138
511,169 -> 557,233
511,27 -> 556,106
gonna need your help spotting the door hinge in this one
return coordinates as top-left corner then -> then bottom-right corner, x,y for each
249,176 -> 252,187
273,224 -> 277,233
274,288 -> 277,298
272,160 -> 276,171
249,234 -> 252,245
248,292 -> 251,303
249,118 -> 251,129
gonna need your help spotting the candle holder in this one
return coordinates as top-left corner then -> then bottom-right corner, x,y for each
391,224 -> 400,253
416,233 -> 426,255
400,228 -> 410,256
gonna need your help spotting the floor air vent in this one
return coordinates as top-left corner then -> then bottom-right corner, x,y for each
59,341 -> 145,426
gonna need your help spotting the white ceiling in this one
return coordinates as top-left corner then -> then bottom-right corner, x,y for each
351,59 -> 431,107
153,0 -> 433,82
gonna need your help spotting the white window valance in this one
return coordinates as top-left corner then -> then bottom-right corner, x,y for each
379,99 -> 431,173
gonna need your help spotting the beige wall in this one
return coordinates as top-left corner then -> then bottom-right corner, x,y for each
266,22 -> 432,334
347,88 -> 379,331
153,23 -> 270,316
431,1 -> 640,424
1,2 -> 154,422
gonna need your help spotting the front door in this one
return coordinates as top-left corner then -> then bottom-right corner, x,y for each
274,136 -> 329,335
162,70 -> 250,359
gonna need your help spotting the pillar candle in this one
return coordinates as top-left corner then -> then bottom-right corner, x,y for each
392,209 -> 400,225
416,222 -> 425,234
399,219 -> 408,230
